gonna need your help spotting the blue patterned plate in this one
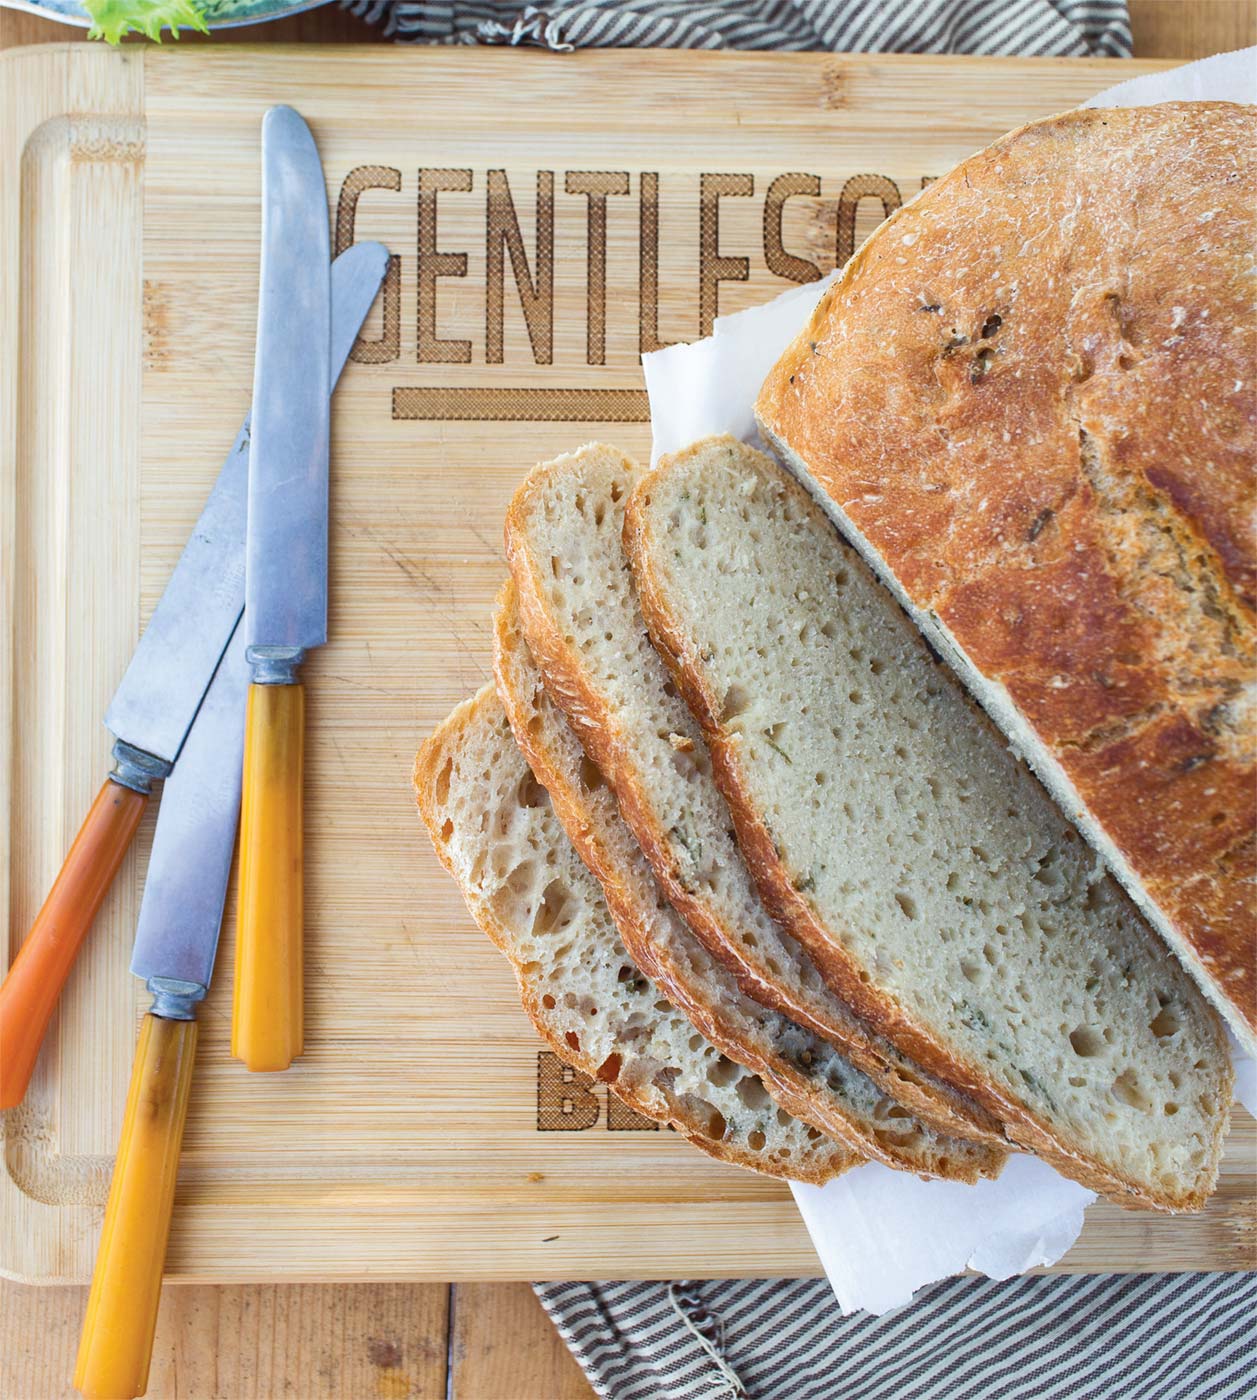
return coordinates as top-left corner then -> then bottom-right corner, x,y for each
4,0 -> 331,30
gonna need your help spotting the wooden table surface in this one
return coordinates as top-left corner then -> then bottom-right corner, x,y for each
2,2 -> 1253,1396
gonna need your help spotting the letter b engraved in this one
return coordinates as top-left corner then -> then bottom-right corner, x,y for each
537,1051 -> 599,1130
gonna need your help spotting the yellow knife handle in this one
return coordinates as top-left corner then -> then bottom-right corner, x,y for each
232,681 -> 304,1072
74,1013 -> 196,1400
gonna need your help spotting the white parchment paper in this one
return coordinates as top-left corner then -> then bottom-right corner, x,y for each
642,48 -> 1257,1315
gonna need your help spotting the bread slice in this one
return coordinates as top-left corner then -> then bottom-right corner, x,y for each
493,580 -> 1005,1183
414,685 -> 857,1184
624,435 -> 1232,1211
503,443 -> 1004,1148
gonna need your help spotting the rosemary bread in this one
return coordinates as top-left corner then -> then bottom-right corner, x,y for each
504,443 -> 1003,1147
624,436 -> 1232,1211
756,105 -> 1256,1054
493,580 -> 1005,1183
414,684 -> 857,1184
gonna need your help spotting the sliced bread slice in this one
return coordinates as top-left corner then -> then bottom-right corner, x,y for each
503,443 -> 1004,1147
624,435 -> 1232,1211
493,580 -> 1006,1182
414,684 -> 858,1184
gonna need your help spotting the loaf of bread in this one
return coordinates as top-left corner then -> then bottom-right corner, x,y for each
625,435 -> 1233,1211
493,580 -> 1006,1182
413,685 -> 857,1184
504,443 -> 1004,1146
756,103 -> 1256,1054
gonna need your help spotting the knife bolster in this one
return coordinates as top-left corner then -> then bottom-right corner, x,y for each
246,644 -> 305,685
110,739 -> 170,796
146,976 -> 207,1021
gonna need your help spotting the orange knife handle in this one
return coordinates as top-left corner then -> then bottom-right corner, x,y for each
232,681 -> 304,1072
74,1012 -> 196,1400
0,778 -> 148,1109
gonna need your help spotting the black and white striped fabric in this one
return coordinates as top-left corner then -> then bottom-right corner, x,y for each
341,0 -> 1133,57
536,1272 -> 1257,1400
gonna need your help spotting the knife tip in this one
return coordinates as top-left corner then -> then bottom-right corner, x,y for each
263,104 -> 316,145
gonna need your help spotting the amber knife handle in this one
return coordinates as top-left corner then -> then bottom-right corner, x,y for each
232,681 -> 304,1072
74,1011 -> 196,1400
0,778 -> 149,1110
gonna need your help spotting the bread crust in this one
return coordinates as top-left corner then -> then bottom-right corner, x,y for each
413,688 -> 854,1186
504,447 -> 1007,1148
625,440 -> 1234,1213
492,581 -> 1005,1183
755,103 -> 1257,1052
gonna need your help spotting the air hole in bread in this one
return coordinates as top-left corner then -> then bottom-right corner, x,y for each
1150,1005 -> 1181,1039
565,1031 -> 580,1052
1113,1069 -> 1152,1112
748,1129 -> 767,1150
542,994 -> 556,1009
533,879 -> 573,936
706,1056 -> 738,1088
435,759 -> 453,806
721,684 -> 751,723
699,1106 -> 727,1140
439,818 -> 454,841
1070,1026 -> 1105,1058
895,892 -> 918,921
597,1052 -> 621,1082
736,1077 -> 771,1111
517,772 -> 547,809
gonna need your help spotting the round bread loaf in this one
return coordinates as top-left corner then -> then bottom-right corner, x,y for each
757,103 -> 1256,1054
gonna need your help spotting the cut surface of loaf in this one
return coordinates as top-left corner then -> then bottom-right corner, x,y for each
413,685 -> 857,1184
755,104 -> 1257,1054
625,435 -> 1232,1211
493,581 -> 1005,1183
503,443 -> 1004,1148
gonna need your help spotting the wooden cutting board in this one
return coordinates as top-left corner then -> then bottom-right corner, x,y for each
2,43 -> 1252,1286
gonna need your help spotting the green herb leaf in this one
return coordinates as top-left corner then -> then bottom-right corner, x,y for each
85,1 -> 210,45
763,733 -> 793,764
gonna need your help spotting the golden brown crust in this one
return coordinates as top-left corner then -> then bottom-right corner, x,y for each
756,103 -> 1257,1049
506,450 -> 1008,1148
413,689 -> 852,1186
492,581 -> 1004,1183
626,447 -> 1233,1213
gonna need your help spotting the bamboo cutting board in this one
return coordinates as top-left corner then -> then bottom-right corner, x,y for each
2,44 -> 1252,1285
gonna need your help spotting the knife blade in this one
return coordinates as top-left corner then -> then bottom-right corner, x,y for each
75,626 -> 249,1400
130,622 -> 249,1003
233,105 -> 332,1073
244,104 -> 332,660
0,239 -> 388,1110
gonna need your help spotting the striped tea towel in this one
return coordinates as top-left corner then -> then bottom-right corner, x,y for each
536,1272 -> 1257,1400
341,0 -> 1134,56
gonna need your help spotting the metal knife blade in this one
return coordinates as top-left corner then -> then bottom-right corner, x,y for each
245,105 -> 332,658
130,623 -> 249,999
104,239 -> 385,771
